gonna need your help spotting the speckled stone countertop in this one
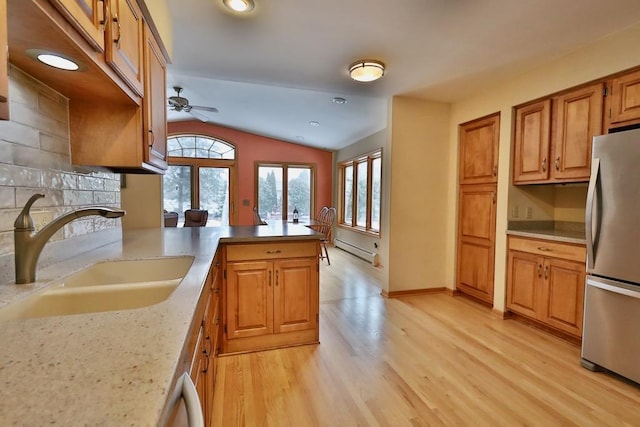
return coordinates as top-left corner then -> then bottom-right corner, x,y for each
0,223 -> 320,426
506,221 -> 586,245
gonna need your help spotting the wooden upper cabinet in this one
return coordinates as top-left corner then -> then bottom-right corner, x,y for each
143,23 -> 167,170
513,99 -> 551,184
50,0 -> 106,52
551,83 -> 603,181
106,0 -> 144,96
606,68 -> 640,130
459,113 -> 500,185
0,0 -> 8,120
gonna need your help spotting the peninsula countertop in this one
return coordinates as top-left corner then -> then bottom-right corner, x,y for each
0,223 -> 320,426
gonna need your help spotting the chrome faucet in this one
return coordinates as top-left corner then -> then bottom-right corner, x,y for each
14,194 -> 126,284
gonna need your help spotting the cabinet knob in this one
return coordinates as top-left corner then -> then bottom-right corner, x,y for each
555,156 -> 560,171
537,246 -> 551,252
541,157 -> 547,172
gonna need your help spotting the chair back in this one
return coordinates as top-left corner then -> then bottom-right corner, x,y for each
184,209 -> 208,227
316,206 -> 329,222
163,211 -> 178,227
253,207 -> 267,225
322,207 -> 336,241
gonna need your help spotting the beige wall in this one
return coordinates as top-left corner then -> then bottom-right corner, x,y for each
143,0 -> 173,60
388,97 -> 450,292
444,23 -> 640,311
121,174 -> 163,229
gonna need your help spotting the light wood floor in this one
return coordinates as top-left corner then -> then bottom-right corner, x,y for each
212,248 -> 640,426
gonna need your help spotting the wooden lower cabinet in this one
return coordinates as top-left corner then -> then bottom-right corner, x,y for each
456,184 -> 497,304
223,240 -> 320,354
506,236 -> 586,338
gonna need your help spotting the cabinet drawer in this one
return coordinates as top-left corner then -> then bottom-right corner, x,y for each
508,236 -> 585,263
226,241 -> 318,261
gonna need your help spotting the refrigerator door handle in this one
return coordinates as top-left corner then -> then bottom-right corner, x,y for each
585,158 -> 600,270
587,277 -> 640,299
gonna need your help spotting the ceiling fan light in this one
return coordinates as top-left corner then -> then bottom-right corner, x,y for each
349,60 -> 385,82
223,0 -> 254,12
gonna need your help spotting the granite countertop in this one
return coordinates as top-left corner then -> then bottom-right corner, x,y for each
506,221 -> 586,245
0,223 -> 320,426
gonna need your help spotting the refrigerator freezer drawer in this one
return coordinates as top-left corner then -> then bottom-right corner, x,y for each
582,276 -> 640,384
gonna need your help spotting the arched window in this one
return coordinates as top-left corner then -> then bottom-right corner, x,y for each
163,134 -> 237,226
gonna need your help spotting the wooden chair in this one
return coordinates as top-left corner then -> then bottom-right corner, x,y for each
312,207 -> 336,265
184,209 -> 208,227
253,207 -> 267,225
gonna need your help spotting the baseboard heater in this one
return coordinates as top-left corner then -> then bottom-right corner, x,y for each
334,238 -> 375,264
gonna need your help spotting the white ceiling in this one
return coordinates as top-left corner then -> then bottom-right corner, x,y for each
166,0 -> 640,150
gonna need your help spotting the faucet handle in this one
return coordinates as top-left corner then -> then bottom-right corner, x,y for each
14,193 -> 45,231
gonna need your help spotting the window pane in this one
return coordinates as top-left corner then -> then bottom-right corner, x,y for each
371,157 -> 381,231
287,167 -> 311,221
356,161 -> 368,227
199,167 -> 230,226
163,166 -> 191,223
167,136 -> 235,160
343,165 -> 353,224
258,166 -> 283,220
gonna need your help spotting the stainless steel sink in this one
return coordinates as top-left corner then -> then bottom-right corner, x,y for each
0,256 -> 194,321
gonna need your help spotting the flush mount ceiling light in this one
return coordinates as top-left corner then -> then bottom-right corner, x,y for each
26,49 -> 83,71
332,97 -> 347,104
222,0 -> 255,12
348,60 -> 385,82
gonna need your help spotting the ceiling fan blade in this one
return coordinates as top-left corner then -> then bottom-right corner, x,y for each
190,105 -> 219,113
188,109 -> 211,122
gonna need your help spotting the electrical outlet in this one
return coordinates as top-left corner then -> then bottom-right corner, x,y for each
511,206 -> 519,219
526,206 -> 533,220
31,210 -> 53,231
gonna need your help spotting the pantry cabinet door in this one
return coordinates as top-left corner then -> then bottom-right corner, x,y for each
459,113 -> 500,185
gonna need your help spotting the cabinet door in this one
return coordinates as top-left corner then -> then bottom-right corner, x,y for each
540,258 -> 585,337
226,261 -> 273,339
189,327 -> 207,418
51,0 -> 106,51
105,0 -> 144,96
456,184 -> 496,304
274,258 -> 318,334
607,69 -> 640,129
142,24 -> 167,170
506,250 -> 542,319
551,83 -> 603,181
459,113 -> 500,185
513,100 -> 551,184
0,0 -> 8,120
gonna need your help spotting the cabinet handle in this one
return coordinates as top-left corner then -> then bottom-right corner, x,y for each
537,247 -> 551,252
544,265 -> 549,280
537,264 -> 542,277
113,14 -> 121,45
99,0 -> 107,26
268,270 -> 272,287
266,249 -> 282,254
542,157 -> 547,172
276,270 -> 279,286
492,192 -> 496,204
555,156 -> 560,171
148,130 -> 154,147
493,165 -> 497,176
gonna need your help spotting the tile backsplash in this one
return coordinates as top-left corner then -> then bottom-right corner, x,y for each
0,67 -> 122,283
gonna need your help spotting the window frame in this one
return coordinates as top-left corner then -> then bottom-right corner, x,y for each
165,134 -> 238,225
338,149 -> 382,236
254,162 -> 317,221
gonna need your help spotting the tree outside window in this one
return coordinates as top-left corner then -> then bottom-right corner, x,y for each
257,164 -> 314,221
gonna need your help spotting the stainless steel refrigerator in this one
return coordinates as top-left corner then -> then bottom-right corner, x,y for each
582,127 -> 640,384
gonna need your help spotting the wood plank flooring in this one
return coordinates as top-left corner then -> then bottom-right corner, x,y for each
212,248 -> 640,426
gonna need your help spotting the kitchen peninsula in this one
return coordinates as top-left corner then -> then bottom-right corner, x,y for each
0,223 -> 321,426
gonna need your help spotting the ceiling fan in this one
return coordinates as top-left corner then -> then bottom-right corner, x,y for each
167,86 -> 219,122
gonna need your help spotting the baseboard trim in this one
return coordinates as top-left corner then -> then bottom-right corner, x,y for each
492,308 -> 510,319
382,287 -> 449,298
507,312 -> 582,346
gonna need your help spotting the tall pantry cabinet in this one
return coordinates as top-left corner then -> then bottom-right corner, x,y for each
456,113 -> 500,304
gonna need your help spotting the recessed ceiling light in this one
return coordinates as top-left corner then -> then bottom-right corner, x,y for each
309,121 -> 320,127
222,0 -> 254,12
26,49 -> 83,71
349,59 -> 385,82
332,97 -> 347,104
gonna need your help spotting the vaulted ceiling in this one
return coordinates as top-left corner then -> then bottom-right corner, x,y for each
166,0 -> 640,150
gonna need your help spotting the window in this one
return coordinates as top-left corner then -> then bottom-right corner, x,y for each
256,163 -> 314,221
339,150 -> 382,234
163,135 -> 236,226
